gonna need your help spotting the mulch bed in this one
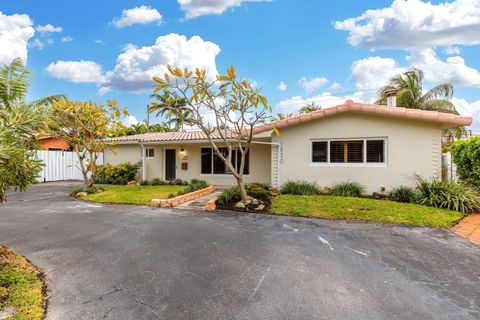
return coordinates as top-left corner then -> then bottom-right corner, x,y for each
216,195 -> 273,213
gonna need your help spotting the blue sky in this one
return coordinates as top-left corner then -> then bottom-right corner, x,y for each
1,0 -> 480,128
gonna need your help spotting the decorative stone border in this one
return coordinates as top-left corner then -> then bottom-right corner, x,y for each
151,186 -> 216,207
206,197 -> 217,211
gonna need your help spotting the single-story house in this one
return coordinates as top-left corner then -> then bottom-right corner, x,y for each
104,100 -> 472,193
36,135 -> 72,151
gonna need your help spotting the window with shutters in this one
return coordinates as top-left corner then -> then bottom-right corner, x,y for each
311,138 -> 386,166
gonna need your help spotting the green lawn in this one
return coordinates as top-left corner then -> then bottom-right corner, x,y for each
271,195 -> 464,228
0,245 -> 45,320
84,185 -> 187,205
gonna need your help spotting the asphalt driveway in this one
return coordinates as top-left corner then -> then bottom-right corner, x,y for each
1,182 -> 479,320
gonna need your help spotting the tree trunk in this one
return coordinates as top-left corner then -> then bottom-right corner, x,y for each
0,191 -> 6,204
235,175 -> 249,202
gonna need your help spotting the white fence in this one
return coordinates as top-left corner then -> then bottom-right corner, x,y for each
36,150 -> 104,182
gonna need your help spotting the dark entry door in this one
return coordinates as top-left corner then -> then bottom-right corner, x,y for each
165,149 -> 176,180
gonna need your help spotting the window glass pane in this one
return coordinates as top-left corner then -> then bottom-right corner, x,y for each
213,148 -> 227,174
367,140 -> 384,163
312,141 -> 327,162
145,148 -> 154,158
347,141 -> 363,163
201,148 -> 212,174
330,141 -> 345,163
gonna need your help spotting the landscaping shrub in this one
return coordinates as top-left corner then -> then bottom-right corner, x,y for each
280,180 -> 321,195
95,161 -> 142,185
391,186 -> 417,203
69,185 -> 104,196
217,187 -> 241,205
139,180 -> 150,186
151,178 -> 167,186
416,179 -> 480,214
330,181 -> 365,197
246,182 -> 270,199
451,136 -> 480,188
172,178 -> 188,185
176,179 -> 209,196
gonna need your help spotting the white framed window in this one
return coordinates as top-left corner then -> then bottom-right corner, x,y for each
311,138 -> 387,167
145,148 -> 155,158
200,147 -> 249,175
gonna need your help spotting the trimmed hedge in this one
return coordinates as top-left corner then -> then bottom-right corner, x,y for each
95,161 -> 141,185
451,136 -> 480,188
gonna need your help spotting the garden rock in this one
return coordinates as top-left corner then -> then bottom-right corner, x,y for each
127,181 -> 137,186
76,192 -> 87,198
254,204 -> 265,211
0,307 -> 16,320
234,201 -> 246,209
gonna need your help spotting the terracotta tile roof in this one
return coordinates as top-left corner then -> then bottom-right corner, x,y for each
253,100 -> 473,134
105,130 -> 238,143
107,100 -> 473,144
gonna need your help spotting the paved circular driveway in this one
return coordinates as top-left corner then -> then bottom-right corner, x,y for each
1,182 -> 479,320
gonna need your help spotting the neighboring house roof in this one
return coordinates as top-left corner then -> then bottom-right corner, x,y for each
253,100 -> 472,134
104,130 -> 238,143
107,100 -> 473,144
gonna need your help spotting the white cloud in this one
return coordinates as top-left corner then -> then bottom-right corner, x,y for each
350,56 -> 405,93
103,33 -> 220,92
29,38 -> 44,50
445,46 -> 461,55
97,87 -> 111,96
407,49 -> 480,87
46,34 -> 221,93
178,0 -> 270,19
95,39 -> 105,45
112,5 -> 162,28
298,76 -> 329,93
277,91 -> 366,114
36,24 -> 62,34
122,115 -> 140,127
335,0 -> 480,49
46,60 -> 106,83
451,97 -> 480,129
61,36 -> 73,42
0,11 -> 35,64
329,82 -> 342,91
277,81 -> 287,91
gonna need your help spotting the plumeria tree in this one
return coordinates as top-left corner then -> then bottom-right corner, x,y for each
152,65 -> 273,203
47,99 -> 127,189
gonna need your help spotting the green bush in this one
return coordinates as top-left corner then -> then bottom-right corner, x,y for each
139,180 -> 150,186
391,186 -> 417,203
172,178 -> 188,185
217,187 -> 241,205
331,181 -> 365,197
176,179 -> 209,196
451,136 -> 480,188
95,161 -> 142,185
416,179 -> 480,214
246,182 -> 270,199
151,178 -> 166,186
69,185 -> 104,196
280,180 -> 321,195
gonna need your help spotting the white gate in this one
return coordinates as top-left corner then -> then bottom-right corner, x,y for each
36,150 -> 104,182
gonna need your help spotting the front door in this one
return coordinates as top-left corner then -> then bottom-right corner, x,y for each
165,149 -> 176,180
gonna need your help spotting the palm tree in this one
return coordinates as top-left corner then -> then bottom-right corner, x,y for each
149,91 -> 191,131
299,103 -> 322,114
376,68 -> 466,145
376,68 -> 457,113
0,58 -> 64,110
272,112 -> 295,121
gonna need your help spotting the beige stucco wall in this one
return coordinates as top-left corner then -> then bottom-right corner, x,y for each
272,113 -> 442,193
104,142 -> 271,186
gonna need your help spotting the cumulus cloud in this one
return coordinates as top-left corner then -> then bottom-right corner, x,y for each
46,60 -> 106,83
36,24 -> 62,34
95,39 -> 105,45
61,36 -> 73,42
112,5 -> 162,28
350,56 -> 405,92
335,0 -> 480,49
29,38 -> 44,50
329,82 -> 342,91
277,91 -> 367,115
298,76 -> 329,93
0,11 -> 35,64
407,49 -> 480,87
445,46 -> 461,55
451,97 -> 480,129
277,81 -> 287,91
46,34 -> 221,93
122,115 -> 140,127
178,0 -> 270,19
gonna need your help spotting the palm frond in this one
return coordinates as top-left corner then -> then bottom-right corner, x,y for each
421,99 -> 458,114
422,83 -> 454,102
0,58 -> 31,108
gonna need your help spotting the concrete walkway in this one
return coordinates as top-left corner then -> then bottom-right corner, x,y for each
453,214 -> 480,245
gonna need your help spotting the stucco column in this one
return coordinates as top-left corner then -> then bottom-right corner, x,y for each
141,144 -> 146,180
